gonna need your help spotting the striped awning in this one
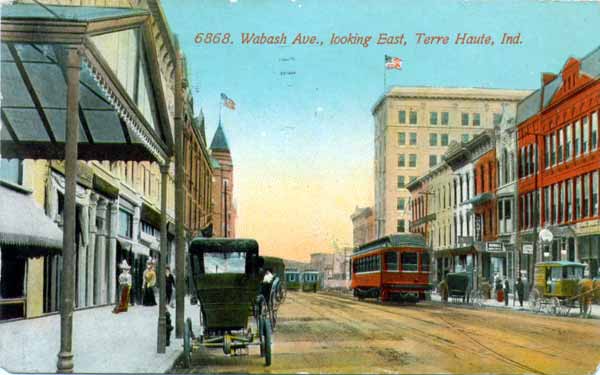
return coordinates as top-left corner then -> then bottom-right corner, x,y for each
0,183 -> 62,257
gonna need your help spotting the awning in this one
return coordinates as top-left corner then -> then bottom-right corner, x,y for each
0,3 -> 172,164
0,183 -> 62,257
117,237 -> 150,257
466,192 -> 495,206
434,246 -> 476,258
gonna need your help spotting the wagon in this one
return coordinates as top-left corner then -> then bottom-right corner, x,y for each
441,271 -> 482,306
182,238 -> 274,367
528,261 -> 588,316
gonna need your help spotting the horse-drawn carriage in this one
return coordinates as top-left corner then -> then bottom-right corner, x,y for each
528,261 -> 594,316
262,256 -> 286,328
439,271 -> 482,306
182,238 -> 276,367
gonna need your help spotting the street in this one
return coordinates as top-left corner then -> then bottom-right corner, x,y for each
174,292 -> 600,374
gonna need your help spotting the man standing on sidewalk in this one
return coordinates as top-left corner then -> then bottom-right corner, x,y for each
516,277 -> 525,307
504,279 -> 510,307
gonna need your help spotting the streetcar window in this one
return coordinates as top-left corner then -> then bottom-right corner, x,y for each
401,252 -> 418,272
421,253 -> 430,272
564,266 -> 583,280
550,267 -> 561,280
386,252 -> 398,271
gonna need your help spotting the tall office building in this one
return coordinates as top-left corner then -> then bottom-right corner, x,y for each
372,87 -> 530,238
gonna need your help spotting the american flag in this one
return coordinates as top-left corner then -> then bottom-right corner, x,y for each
385,55 -> 403,70
221,93 -> 236,110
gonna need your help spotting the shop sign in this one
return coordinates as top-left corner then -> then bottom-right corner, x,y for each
522,243 -> 533,254
487,242 -> 504,252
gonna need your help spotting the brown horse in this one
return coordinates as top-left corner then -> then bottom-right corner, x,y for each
577,279 -> 593,318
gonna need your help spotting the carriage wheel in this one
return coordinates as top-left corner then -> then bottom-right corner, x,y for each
261,317 -> 272,366
182,318 -> 193,368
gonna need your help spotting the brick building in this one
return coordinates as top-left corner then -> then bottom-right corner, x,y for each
210,122 -> 236,238
517,46 -> 600,278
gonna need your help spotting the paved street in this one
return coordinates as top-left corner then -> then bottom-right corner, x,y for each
174,292 -> 600,374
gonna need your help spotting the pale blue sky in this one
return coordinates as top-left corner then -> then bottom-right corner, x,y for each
163,0 -> 600,260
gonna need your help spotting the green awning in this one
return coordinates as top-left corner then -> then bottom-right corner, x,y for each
467,192 -> 495,206
1,4 -> 148,22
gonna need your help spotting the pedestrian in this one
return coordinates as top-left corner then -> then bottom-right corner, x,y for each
503,279 -> 510,306
516,276 -> 525,307
165,266 -> 175,307
142,259 -> 157,306
113,259 -> 132,313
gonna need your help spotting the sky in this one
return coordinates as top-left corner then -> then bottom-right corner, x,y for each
162,0 -> 600,262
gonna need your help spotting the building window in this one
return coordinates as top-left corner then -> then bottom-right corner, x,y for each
399,111 -> 406,124
583,174 -> 589,218
553,184 -> 559,224
430,112 -> 438,125
398,132 -> 406,145
566,124 -> 573,161
593,171 -> 599,217
441,112 -> 449,126
461,113 -> 469,126
397,219 -> 406,233
567,179 -> 573,221
575,120 -> 581,156
429,133 -> 438,146
398,154 -> 405,167
544,136 -> 550,169
592,112 -> 598,151
118,209 -> 133,238
441,133 -> 449,146
493,113 -> 502,126
0,159 -> 23,185
409,154 -> 417,167
429,155 -> 437,167
551,132 -> 556,166
576,176 -> 582,219
409,132 -> 417,145
409,111 -> 417,125
583,116 -> 590,154
397,198 -> 405,211
397,175 -> 405,189
473,113 -> 481,126
558,128 -> 564,164
462,134 -> 469,143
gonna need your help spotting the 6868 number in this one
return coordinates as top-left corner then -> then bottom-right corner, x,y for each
194,33 -> 232,44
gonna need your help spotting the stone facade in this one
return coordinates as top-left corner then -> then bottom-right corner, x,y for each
350,206 -> 375,247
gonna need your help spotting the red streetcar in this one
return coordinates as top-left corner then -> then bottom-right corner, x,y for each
351,234 -> 432,302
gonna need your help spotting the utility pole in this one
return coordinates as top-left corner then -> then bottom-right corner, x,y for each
174,38 -> 186,338
223,180 -> 228,237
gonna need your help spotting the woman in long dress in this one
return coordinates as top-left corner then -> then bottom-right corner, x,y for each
113,260 -> 132,313
142,260 -> 157,306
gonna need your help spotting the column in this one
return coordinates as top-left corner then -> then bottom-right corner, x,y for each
57,45 -> 80,374
77,204 -> 89,307
157,163 -> 170,353
95,200 -> 107,305
132,205 -> 141,243
107,202 -> 119,304
87,193 -> 97,307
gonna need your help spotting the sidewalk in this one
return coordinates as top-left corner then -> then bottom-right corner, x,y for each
430,292 -> 600,318
0,299 -> 198,373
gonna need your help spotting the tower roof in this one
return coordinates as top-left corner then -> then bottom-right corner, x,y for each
210,121 -> 230,152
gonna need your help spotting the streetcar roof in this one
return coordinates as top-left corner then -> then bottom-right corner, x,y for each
536,261 -> 586,267
354,233 -> 428,256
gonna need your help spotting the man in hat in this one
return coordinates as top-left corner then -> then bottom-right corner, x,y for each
165,266 -> 176,307
113,260 -> 132,313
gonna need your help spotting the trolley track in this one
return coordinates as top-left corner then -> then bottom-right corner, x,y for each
311,292 -> 592,374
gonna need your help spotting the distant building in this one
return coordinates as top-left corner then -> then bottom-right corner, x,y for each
210,122 -> 236,238
372,86 -> 530,239
351,206 -> 375,247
